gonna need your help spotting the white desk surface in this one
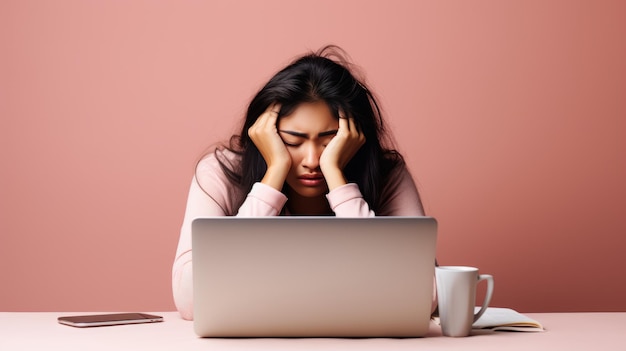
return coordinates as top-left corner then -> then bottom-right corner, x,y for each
1,311 -> 624,351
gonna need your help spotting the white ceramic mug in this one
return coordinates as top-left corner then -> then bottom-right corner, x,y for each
435,266 -> 494,337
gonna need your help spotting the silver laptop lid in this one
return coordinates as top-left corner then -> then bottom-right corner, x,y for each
192,216 -> 437,337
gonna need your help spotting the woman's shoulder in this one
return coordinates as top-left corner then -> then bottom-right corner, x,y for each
382,160 -> 414,191
380,151 -> 409,181
194,148 -> 246,214
377,158 -> 424,216
196,148 -> 241,175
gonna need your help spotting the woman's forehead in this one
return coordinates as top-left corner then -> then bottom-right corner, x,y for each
278,102 -> 338,131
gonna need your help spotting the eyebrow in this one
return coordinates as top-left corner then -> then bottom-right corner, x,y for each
278,130 -> 338,138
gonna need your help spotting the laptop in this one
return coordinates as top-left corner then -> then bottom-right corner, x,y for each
191,216 -> 437,337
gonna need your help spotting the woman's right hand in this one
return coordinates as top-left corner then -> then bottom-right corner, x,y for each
247,104 -> 291,191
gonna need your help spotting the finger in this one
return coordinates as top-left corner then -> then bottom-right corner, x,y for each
265,104 -> 282,128
338,108 -> 346,119
265,103 -> 280,113
338,109 -> 350,129
256,105 -> 276,130
349,117 -> 364,138
338,114 -> 349,133
266,109 -> 279,130
348,118 -> 365,145
270,103 -> 281,114
348,118 -> 358,135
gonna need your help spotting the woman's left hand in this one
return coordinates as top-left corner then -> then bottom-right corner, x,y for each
319,112 -> 366,190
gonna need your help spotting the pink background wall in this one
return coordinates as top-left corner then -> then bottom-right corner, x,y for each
1,1 -> 625,313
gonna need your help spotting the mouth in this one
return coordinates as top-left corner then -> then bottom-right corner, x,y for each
298,174 -> 325,187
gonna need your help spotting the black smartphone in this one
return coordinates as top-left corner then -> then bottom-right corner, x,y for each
57,313 -> 163,328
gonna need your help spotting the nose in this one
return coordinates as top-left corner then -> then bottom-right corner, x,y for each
301,143 -> 322,170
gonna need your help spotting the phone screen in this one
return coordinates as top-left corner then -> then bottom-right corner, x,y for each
58,313 -> 163,327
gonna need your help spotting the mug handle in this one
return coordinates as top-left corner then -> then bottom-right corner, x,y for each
473,274 -> 494,322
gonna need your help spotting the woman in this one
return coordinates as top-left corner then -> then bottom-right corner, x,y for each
172,46 -> 427,320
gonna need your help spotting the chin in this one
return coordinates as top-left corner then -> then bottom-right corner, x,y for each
295,188 -> 327,198
288,184 -> 328,198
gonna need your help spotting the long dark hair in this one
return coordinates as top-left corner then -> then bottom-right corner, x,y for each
210,45 -> 405,212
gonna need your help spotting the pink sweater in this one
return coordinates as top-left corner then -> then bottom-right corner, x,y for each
172,151 -> 428,320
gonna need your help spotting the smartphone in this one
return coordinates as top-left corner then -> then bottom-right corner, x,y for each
57,313 -> 163,328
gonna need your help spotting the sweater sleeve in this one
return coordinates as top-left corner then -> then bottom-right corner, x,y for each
326,166 -> 425,217
172,176 -> 223,321
326,183 -> 375,217
237,182 -> 288,216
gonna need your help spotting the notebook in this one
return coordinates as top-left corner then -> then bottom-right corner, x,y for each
191,216 -> 438,337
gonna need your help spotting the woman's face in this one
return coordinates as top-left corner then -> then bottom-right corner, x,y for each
277,101 -> 339,198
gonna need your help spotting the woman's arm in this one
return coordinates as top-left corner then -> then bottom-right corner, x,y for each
172,155 -> 287,320
320,115 -> 366,191
172,177 -> 223,320
327,166 -> 425,217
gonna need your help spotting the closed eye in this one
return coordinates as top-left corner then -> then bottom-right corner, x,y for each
279,129 -> 337,148
279,130 -> 304,147
283,141 -> 301,147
